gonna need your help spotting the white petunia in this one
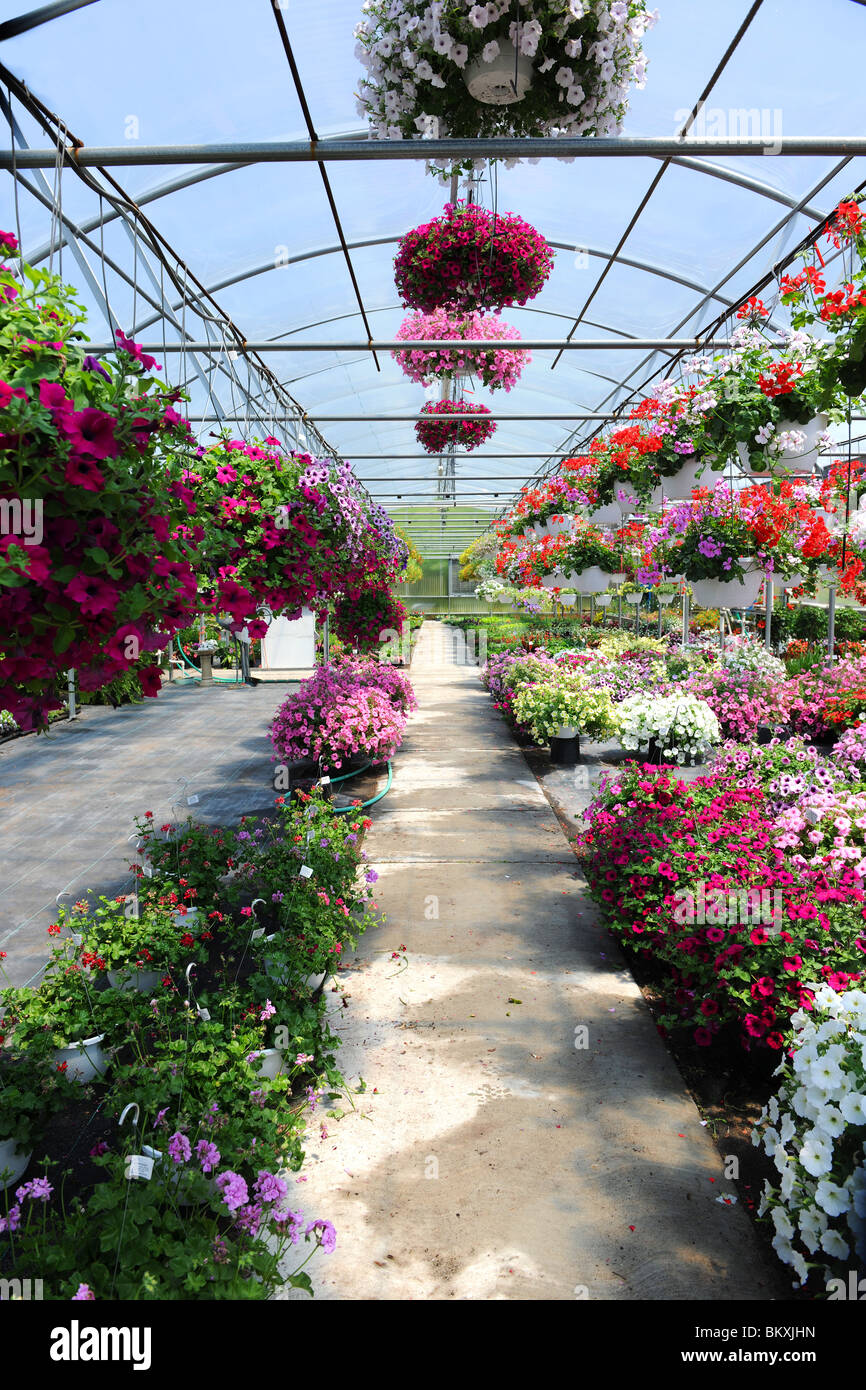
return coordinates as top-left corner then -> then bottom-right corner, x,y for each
772,1206 -> 794,1240
841,1090 -> 866,1124
799,1130 -> 833,1177
482,39 -> 500,62
815,1179 -> 850,1216
820,1227 -> 850,1259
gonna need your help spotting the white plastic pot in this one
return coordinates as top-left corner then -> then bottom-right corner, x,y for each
106,968 -> 163,993
253,1048 -> 286,1080
464,47 -> 533,105
624,591 -> 644,605
559,593 -> 576,606
770,570 -> 805,595
660,455 -> 717,500
689,570 -> 764,610
595,595 -> 614,609
172,907 -> 200,932
555,726 -> 578,739
0,1137 -> 32,1190
546,515 -> 572,538
54,1034 -> 109,1084
736,413 -> 828,473
571,567 -> 614,595
586,503 -> 622,526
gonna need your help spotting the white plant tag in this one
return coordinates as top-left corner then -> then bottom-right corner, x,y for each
250,927 -> 265,941
142,863 -> 153,879
197,1007 -> 211,1022
125,1154 -> 154,1181
319,776 -> 331,787
187,795 -> 199,806
300,865 -> 313,879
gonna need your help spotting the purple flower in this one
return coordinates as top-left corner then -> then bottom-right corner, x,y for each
82,354 -> 111,382
365,869 -> 379,884
216,1170 -> 249,1213
0,1204 -> 21,1233
259,999 -> 276,1021
254,1170 -> 288,1206
305,1218 -> 337,1253
273,1208 -> 306,1243
196,1139 -> 221,1174
249,1087 -> 266,1108
153,1107 -> 169,1130
168,1132 -> 191,1165
16,1177 -> 52,1202
71,1283 -> 96,1300
272,891 -> 284,903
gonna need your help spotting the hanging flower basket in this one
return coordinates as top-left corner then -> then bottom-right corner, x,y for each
355,2 -> 657,171
689,570 -> 764,610
415,398 -> 496,454
392,308 -> 529,391
395,203 -> 554,313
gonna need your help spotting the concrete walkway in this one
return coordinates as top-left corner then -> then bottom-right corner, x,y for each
285,621 -> 782,1301
0,682 -> 292,986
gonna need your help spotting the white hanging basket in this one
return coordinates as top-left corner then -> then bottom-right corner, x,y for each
736,413 -> 828,474
569,566 -> 614,595
253,1047 -> 286,1080
106,967 -> 163,993
464,47 -> 534,105
689,569 -> 764,610
0,1138 -> 33,1190
54,1034 -> 109,1084
769,570 -> 806,595
546,515 -> 572,538
586,502 -> 621,526
555,725 -> 578,739
594,594 -> 614,608
559,593 -> 576,606
660,454 -> 717,500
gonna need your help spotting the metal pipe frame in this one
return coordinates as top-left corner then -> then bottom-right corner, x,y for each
78,338 -> 748,353
4,136 -> 866,169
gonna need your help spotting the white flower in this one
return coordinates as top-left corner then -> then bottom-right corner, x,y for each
432,31 -> 453,55
771,1231 -> 796,1266
555,65 -> 574,87
567,83 -> 586,106
812,1105 -> 845,1138
538,56 -> 556,73
820,1227 -> 850,1259
450,42 -> 469,69
779,1164 -> 796,1200
772,1206 -> 794,1239
468,4 -> 489,27
840,1091 -> 866,1124
816,1179 -> 851,1217
415,59 -> 434,80
482,39 -> 500,62
799,1129 -> 833,1177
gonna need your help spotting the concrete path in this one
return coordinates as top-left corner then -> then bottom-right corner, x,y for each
0,682 -> 292,986
285,621 -> 783,1301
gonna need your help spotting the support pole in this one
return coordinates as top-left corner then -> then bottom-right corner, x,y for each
67,667 -> 76,719
682,591 -> 690,648
828,583 -> 837,657
764,579 -> 773,651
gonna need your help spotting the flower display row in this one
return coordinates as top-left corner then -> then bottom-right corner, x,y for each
0,232 -> 408,728
0,232 -> 201,730
0,786 -> 380,1298
355,1 -> 657,168
392,307 -> 528,391
269,657 -> 417,771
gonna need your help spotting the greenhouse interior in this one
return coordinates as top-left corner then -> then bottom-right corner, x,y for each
2,0 -> 866,1335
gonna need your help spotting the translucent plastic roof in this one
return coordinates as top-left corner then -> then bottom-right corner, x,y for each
2,0 -> 866,534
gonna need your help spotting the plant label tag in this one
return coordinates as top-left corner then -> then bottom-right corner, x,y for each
319,776 -> 331,786
305,804 -> 317,819
250,927 -> 265,941
142,863 -> 153,879
125,1154 -> 154,1182
300,865 -> 313,879
187,795 -> 199,806
197,1007 -> 211,1022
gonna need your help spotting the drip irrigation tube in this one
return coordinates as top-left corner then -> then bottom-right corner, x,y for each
176,643 -> 242,684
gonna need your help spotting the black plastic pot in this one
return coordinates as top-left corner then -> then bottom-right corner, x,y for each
550,733 -> 580,766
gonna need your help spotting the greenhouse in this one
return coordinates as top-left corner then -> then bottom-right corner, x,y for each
1,0 -> 866,1333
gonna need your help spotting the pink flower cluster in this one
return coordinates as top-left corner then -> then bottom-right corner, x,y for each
270,660 -> 417,769
393,308 -> 528,392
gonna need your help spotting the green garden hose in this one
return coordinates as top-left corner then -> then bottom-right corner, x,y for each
176,643 -> 242,684
331,760 -> 393,812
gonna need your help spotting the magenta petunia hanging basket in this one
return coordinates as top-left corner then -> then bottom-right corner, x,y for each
415,398 -> 497,455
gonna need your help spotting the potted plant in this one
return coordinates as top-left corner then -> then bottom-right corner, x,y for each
392,308 -> 529,391
3,967 -> 112,1083
73,896 -> 208,991
646,488 -> 767,609
415,397 -> 496,454
553,521 -> 632,594
780,199 -> 866,399
513,676 -> 615,745
614,691 -> 721,766
355,3 -> 657,168
0,1051 -> 68,1189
